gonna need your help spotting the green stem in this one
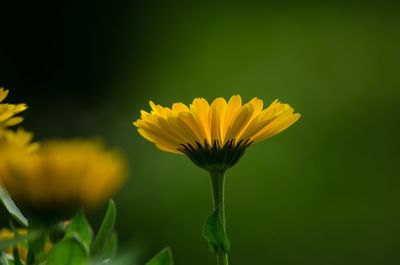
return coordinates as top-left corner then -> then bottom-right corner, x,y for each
210,170 -> 229,265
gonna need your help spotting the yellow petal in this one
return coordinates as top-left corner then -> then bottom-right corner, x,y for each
167,115 -> 198,144
137,126 -> 180,151
0,88 -> 9,102
251,113 -> 300,143
14,103 -> 28,113
177,112 -> 204,144
138,128 -> 177,150
248,97 -> 264,117
158,117 -> 189,144
221,95 -> 242,144
4,117 -> 24,127
225,104 -> 255,141
155,143 -> 182,154
172,102 -> 190,112
190,98 -> 211,144
209,98 -> 227,144
240,101 -> 282,140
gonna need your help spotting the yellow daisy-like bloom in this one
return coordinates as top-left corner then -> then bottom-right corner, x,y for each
0,88 -> 28,129
0,139 -> 127,220
133,95 -> 300,171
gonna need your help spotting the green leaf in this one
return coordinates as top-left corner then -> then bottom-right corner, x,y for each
45,236 -> 89,265
65,209 -> 92,249
90,200 -> 116,259
101,232 -> 118,260
0,185 -> 28,227
27,228 -> 49,265
203,207 -> 230,254
0,253 -> 10,265
91,253 -> 134,265
145,248 -> 173,265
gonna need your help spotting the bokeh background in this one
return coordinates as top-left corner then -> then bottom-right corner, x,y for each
1,1 -> 400,264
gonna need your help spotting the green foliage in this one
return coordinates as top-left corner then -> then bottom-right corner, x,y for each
100,232 -> 118,261
0,185 -> 28,227
145,248 -> 173,265
0,198 -> 174,265
203,207 -> 230,254
65,210 -> 92,249
0,253 -> 10,265
91,200 -> 117,261
46,236 -> 89,265
46,201 -> 118,265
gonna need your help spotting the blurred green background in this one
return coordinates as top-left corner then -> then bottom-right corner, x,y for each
1,1 -> 400,264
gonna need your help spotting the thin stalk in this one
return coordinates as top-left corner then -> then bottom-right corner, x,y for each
210,170 -> 229,265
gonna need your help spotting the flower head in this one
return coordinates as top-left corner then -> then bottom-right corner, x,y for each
0,138 -> 127,221
133,95 -> 300,171
0,88 -> 28,129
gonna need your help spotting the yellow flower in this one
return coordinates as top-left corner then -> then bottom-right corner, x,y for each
0,228 -> 28,261
0,139 -> 127,220
0,128 -> 40,154
133,95 -> 300,171
0,129 -> 40,198
0,88 -> 28,129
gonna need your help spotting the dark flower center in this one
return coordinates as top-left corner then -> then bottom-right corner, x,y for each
178,139 -> 252,172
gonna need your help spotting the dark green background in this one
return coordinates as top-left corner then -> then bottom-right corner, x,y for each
1,1 -> 400,264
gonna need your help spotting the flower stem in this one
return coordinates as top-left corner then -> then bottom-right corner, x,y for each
210,170 -> 229,265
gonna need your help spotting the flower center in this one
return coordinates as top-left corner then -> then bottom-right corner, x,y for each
178,139 -> 252,171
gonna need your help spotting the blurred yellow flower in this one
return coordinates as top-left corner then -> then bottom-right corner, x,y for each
0,128 -> 40,154
0,88 -> 28,129
0,129 -> 40,200
0,139 -> 127,218
0,228 -> 28,261
133,95 -> 300,170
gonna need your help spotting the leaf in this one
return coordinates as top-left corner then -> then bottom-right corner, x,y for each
0,185 -> 28,227
65,209 -> 92,249
0,253 -> 10,265
27,228 -> 49,264
145,248 -> 173,265
88,233 -> 118,265
91,253 -> 134,265
203,207 -> 230,254
101,232 -> 118,260
45,236 -> 89,265
90,200 -> 116,259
